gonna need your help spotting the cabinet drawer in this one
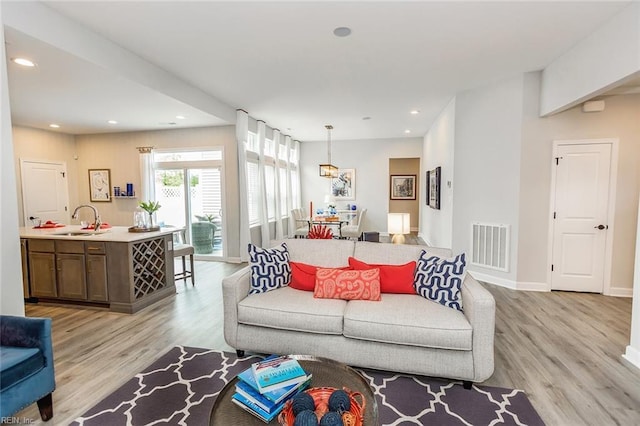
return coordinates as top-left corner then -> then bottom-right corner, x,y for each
85,242 -> 106,255
55,240 -> 85,254
28,239 -> 55,253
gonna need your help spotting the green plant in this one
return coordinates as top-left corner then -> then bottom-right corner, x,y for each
195,213 -> 216,222
161,171 -> 183,187
139,200 -> 161,214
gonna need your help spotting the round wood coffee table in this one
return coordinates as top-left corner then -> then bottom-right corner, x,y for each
210,355 -> 379,425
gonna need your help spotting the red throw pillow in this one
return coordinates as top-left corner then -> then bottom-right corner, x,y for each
348,257 -> 416,294
290,262 -> 352,291
289,261 -> 319,291
314,268 -> 381,301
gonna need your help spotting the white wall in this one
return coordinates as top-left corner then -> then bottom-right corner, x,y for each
452,75 -> 524,285
1,4 -> 25,316
421,97 -> 456,248
300,137 -> 423,235
12,126 -> 79,226
519,73 -> 640,294
540,2 -> 640,115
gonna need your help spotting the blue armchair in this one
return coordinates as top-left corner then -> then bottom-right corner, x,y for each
0,316 -> 56,421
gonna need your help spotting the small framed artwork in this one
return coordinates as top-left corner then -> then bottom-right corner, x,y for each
426,166 -> 441,209
88,169 -> 112,202
331,168 -> 356,200
390,174 -> 416,200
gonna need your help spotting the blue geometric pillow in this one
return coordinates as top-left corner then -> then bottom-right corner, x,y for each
414,250 -> 466,311
248,243 -> 291,294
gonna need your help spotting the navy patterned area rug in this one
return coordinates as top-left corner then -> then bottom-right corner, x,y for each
71,346 -> 544,425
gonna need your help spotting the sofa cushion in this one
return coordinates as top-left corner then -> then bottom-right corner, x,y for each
414,251 -> 466,311
248,243 -> 291,294
0,346 -> 45,391
314,268 -> 381,301
343,294 -> 472,351
238,287 -> 347,335
348,257 -> 416,294
272,239 -> 354,268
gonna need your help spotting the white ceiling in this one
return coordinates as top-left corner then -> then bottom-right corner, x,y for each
4,1 -> 634,141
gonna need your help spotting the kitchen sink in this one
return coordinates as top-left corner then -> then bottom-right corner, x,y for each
53,231 -> 97,236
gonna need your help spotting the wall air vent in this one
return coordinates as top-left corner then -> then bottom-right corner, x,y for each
471,223 -> 510,272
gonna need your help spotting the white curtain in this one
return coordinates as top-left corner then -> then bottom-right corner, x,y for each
257,121 -> 270,247
273,129 -> 284,241
138,147 -> 155,201
236,110 -> 250,262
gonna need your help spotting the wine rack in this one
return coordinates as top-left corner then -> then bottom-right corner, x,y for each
132,237 -> 166,299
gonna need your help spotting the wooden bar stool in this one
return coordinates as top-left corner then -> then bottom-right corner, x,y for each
173,229 -> 194,285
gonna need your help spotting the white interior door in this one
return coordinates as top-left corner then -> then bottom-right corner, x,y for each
20,159 -> 69,225
551,143 -> 612,293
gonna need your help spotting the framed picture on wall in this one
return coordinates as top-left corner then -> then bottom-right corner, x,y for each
331,168 -> 355,200
88,169 -> 112,202
426,166 -> 441,209
390,175 -> 416,200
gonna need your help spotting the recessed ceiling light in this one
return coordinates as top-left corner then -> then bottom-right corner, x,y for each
362,116 -> 371,121
49,124 -> 60,128
410,110 -> 420,115
404,129 -> 411,134
107,120 -> 118,124
12,58 -> 36,67
333,27 -> 352,37
176,115 -> 186,120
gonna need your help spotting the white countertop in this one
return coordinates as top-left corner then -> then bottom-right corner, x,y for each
19,225 -> 177,242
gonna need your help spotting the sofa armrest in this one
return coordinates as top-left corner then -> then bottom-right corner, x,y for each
0,316 -> 54,369
460,275 -> 495,382
222,266 -> 252,348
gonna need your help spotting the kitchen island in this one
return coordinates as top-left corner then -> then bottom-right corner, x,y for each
20,225 -> 177,313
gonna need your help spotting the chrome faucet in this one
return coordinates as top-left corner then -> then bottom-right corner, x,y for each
72,205 -> 102,231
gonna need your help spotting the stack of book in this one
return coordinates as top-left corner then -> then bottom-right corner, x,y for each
232,355 -> 312,423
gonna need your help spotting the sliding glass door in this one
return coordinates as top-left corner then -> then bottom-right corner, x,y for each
153,149 -> 224,259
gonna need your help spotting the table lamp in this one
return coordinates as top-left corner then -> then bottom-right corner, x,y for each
388,213 -> 410,244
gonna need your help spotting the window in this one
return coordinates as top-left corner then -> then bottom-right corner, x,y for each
264,165 -> 276,220
243,131 -> 301,237
247,161 -> 260,224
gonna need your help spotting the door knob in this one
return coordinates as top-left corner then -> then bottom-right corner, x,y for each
594,224 -> 606,230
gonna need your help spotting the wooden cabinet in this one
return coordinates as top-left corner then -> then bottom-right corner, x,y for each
86,241 -> 108,302
28,239 -> 57,298
27,239 -> 108,303
56,253 -> 87,299
24,233 -> 174,313
29,252 -> 58,298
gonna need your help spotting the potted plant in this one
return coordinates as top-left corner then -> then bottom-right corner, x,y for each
139,200 -> 161,228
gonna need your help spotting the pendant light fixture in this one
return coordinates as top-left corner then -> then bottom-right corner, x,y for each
319,124 -> 338,178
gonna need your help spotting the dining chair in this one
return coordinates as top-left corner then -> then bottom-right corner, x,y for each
291,208 -> 309,238
340,208 -> 367,240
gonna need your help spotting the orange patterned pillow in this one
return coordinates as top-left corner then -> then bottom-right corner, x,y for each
314,268 -> 381,301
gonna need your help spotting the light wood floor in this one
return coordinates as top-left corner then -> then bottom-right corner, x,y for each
14,260 -> 640,425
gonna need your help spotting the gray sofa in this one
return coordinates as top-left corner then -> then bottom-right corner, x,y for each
222,239 -> 495,386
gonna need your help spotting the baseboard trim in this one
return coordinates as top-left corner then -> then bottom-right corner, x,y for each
468,271 -> 549,292
468,271 -> 516,289
607,287 -> 633,298
623,346 -> 640,372
516,281 -> 550,292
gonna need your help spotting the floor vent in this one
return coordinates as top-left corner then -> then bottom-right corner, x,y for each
471,223 -> 509,272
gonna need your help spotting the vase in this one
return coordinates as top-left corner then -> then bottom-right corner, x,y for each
148,213 -> 155,228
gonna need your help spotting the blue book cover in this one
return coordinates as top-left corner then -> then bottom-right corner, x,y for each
235,375 -> 312,413
237,358 -> 308,403
231,392 -> 285,423
251,355 -> 307,393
